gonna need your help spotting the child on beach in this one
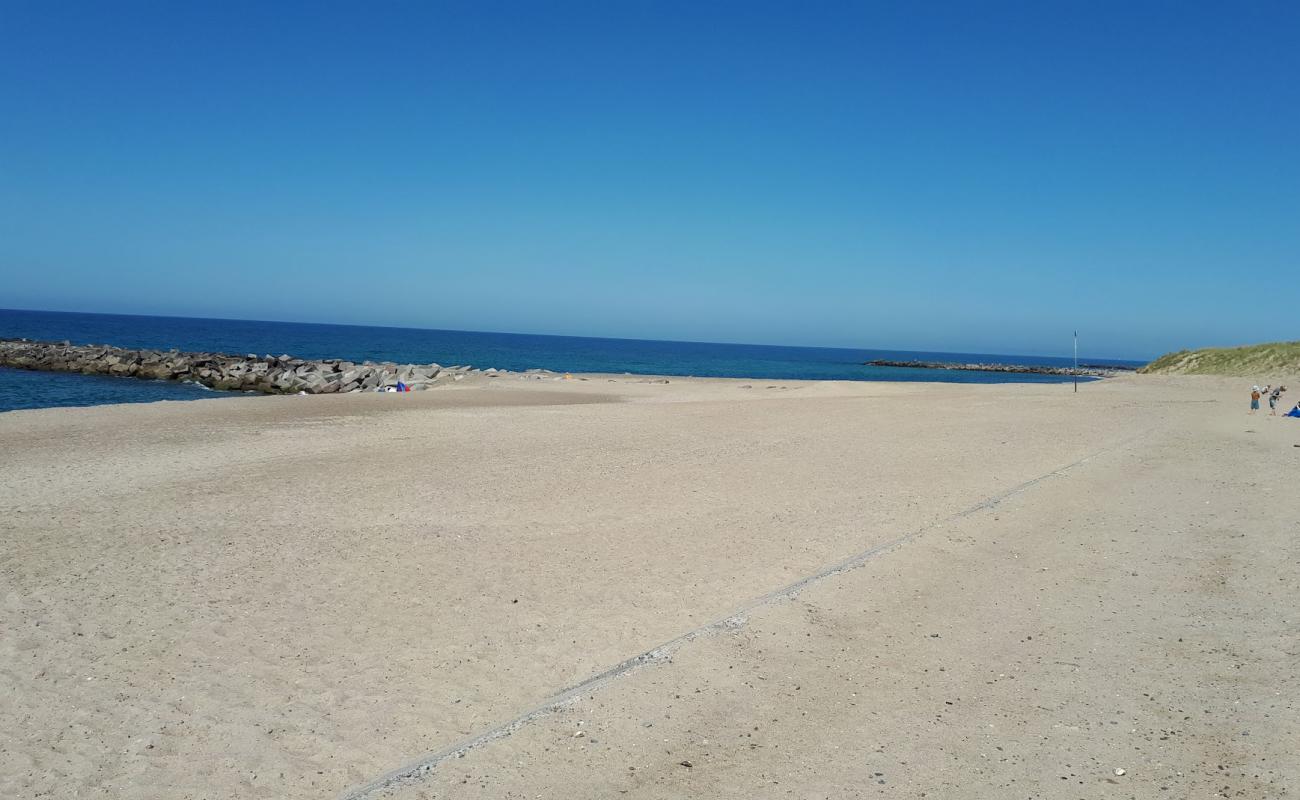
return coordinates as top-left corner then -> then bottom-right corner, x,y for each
1268,386 -> 1285,415
1250,386 -> 1261,413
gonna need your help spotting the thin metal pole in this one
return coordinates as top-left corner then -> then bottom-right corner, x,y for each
1073,331 -> 1078,393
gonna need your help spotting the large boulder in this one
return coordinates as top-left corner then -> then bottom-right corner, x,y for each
272,371 -> 298,392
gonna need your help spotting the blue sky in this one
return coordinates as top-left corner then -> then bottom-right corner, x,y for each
2,1 -> 1297,359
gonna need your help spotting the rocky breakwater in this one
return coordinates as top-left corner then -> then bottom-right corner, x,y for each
864,359 -> 1132,378
0,338 -> 500,394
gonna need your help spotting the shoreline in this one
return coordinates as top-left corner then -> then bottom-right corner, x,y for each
1,337 -> 1112,413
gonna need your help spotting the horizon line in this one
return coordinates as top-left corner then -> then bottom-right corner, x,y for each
0,306 -> 1150,364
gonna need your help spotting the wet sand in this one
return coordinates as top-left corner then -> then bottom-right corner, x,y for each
1,374 -> 1296,798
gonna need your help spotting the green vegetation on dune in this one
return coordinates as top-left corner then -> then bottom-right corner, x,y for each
1139,341 -> 1300,375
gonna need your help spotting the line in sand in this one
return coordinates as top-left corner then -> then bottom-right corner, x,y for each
338,430 -> 1150,800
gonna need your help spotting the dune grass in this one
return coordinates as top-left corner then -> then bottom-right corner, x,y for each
1140,341 -> 1300,375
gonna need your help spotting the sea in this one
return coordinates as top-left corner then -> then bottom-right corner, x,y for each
0,309 -> 1144,413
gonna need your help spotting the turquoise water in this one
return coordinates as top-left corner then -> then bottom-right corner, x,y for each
0,309 -> 1141,412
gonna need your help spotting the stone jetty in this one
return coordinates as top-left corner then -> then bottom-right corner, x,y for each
864,359 -> 1132,377
0,338 -> 501,394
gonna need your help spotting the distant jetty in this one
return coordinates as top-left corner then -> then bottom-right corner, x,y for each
0,338 -> 505,394
864,359 -> 1133,378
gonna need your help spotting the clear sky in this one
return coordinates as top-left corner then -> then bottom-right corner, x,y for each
2,1 -> 1297,359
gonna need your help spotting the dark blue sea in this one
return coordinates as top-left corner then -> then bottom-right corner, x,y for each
0,309 -> 1143,413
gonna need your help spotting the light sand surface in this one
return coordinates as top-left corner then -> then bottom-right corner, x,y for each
1,374 -> 1296,799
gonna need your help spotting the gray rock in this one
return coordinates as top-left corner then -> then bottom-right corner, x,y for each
0,339 -> 508,399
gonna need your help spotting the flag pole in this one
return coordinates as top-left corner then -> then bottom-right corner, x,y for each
1073,331 -> 1078,393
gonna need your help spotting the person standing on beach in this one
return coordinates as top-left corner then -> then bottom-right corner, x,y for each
1250,386 -> 1261,414
1269,386 -> 1285,415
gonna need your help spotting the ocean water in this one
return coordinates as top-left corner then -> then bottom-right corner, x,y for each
0,363 -> 219,412
0,309 -> 1143,413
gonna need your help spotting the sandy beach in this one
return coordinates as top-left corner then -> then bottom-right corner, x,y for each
2,374 -> 1296,799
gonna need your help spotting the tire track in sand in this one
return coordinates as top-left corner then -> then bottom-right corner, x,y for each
339,431 -> 1150,800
